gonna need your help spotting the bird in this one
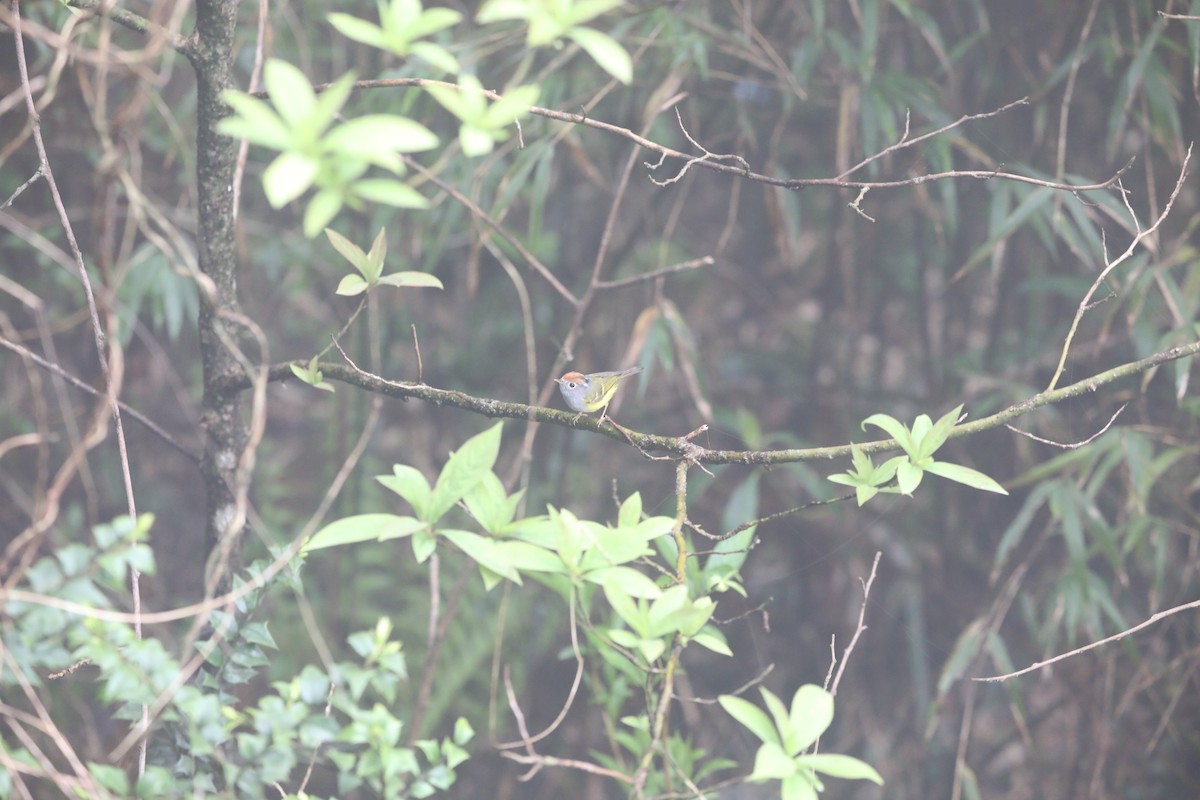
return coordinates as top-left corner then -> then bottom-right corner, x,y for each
554,366 -> 643,426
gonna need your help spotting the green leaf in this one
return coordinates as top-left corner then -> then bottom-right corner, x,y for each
325,228 -> 370,273
781,772 -> 820,800
578,529 -> 653,572
263,59 -> 317,128
304,514 -> 424,551
365,227 -> 387,278
412,528 -> 437,562
324,115 -> 439,157
896,460 -> 924,495
263,152 -> 318,207
463,471 -> 508,532
327,13 -> 389,48
428,423 -> 503,521
787,684 -> 834,752
797,753 -> 884,784
217,93 -> 290,148
353,179 -> 430,208
549,507 -> 585,568
497,540 -> 563,573
875,455 -> 904,483
718,694 -> 780,746
749,741 -> 797,781
376,271 -> 444,289
377,464 -> 433,520
307,72 -> 358,140
909,413 -> 934,444
762,688 -> 793,752
565,0 -> 625,26
303,189 -> 344,237
336,274 -> 370,296
924,461 -> 1008,494
644,582 -> 687,624
443,529 -> 522,584
476,0 -> 532,25
862,413 -> 913,453
426,76 -> 484,121
459,125 -> 497,157
566,27 -> 632,84
618,492 -> 642,528
636,637 -> 666,663
410,41 -> 460,73
691,627 -> 733,656
290,360 -> 314,382
135,767 -> 176,797
587,565 -> 662,598
453,716 -> 475,746
603,583 -> 646,633
288,358 -> 333,391
89,763 -> 130,794
916,404 -> 963,459
993,483 -> 1053,575
606,627 -> 641,651
479,84 -> 540,127
411,6 -> 463,38
936,618 -> 985,696
853,484 -> 879,505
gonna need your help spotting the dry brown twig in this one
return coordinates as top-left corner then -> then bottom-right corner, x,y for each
975,597 -> 1200,683
826,551 -> 883,697
494,594 -> 587,750
647,107 -> 751,186
1006,403 -> 1127,449
1046,145 -> 1193,392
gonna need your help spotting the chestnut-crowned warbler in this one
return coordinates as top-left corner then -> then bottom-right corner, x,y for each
554,366 -> 642,424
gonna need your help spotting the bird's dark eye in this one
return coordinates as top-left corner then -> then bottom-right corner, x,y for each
567,381 -> 577,388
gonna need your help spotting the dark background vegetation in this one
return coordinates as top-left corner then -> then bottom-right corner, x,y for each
3,0 -> 1200,797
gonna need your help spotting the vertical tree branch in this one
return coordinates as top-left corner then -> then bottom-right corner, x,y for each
186,0 -> 248,590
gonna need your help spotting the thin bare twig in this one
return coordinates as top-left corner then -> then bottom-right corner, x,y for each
411,324 -> 424,384
1055,0 -> 1101,191
649,107 -> 751,186
231,0 -> 269,223
1046,146 -> 1192,392
0,335 -> 199,461
686,493 -> 856,542
975,597 -> 1200,683
677,664 -> 775,705
9,0 -> 147,770
828,552 -> 882,696
1,649 -> 99,797
1,166 -> 44,209
1005,403 -> 1127,449
593,255 -> 715,289
495,593 -> 586,749
408,562 -> 469,744
402,154 -> 576,305
837,97 -> 1030,180
320,78 -> 1118,191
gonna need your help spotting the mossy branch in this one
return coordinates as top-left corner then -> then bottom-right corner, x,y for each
215,340 -> 1200,466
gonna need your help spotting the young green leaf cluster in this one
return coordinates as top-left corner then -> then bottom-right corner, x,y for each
719,685 -> 884,800
328,0 -> 462,73
217,61 -> 438,235
828,405 -> 1009,505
